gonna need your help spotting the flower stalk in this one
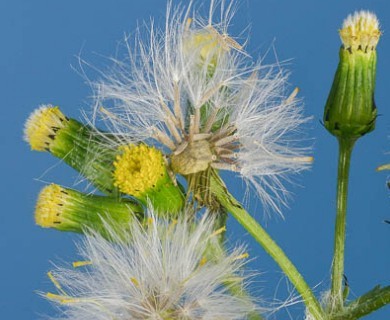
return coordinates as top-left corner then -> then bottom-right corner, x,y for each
330,138 -> 355,311
324,11 -> 381,313
209,173 -> 325,319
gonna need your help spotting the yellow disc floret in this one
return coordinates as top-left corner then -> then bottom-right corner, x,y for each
24,105 -> 68,151
35,184 -> 68,227
187,30 -> 227,63
339,11 -> 381,51
113,144 -> 166,197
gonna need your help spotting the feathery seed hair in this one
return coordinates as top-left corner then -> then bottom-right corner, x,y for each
90,0 -> 312,215
44,210 -> 258,319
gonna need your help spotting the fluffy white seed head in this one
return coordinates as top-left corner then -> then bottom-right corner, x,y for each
44,211 -> 257,319
93,1 -> 242,142
89,0 -> 312,215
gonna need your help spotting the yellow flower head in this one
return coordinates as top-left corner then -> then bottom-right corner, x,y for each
24,105 -> 68,151
113,144 -> 166,197
339,11 -> 381,51
35,184 -> 69,228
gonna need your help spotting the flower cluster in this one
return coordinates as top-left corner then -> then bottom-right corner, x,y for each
25,1 -> 312,218
24,1 -> 319,319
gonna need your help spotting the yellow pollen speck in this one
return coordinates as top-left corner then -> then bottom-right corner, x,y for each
210,226 -> 226,238
35,184 -> 68,228
47,271 -> 67,296
24,105 -> 68,151
113,144 -> 166,197
339,11 -> 381,51
185,18 -> 193,31
130,277 -> 139,287
376,164 -> 390,172
199,256 -> 208,267
72,261 -> 92,268
233,253 -> 249,261
46,293 -> 81,304
166,219 -> 178,235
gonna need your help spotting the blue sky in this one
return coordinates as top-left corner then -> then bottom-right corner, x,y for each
1,0 -> 389,319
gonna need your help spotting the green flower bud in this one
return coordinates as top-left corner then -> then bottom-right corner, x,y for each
24,105 -> 120,195
324,11 -> 381,140
35,184 -> 143,238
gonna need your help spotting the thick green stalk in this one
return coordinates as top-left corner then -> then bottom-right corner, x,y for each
209,174 -> 325,319
331,138 -> 355,311
332,285 -> 390,320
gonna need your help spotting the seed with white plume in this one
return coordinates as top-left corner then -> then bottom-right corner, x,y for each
91,0 -> 312,214
44,211 -> 258,319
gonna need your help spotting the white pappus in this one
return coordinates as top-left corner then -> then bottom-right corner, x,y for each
44,212 -> 258,319
90,0 -> 313,215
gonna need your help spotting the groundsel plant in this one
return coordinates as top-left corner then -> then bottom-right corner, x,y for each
44,212 -> 257,319
24,1 -> 390,320
92,0 -> 312,214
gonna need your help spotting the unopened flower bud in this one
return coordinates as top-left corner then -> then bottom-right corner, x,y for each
24,105 -> 119,195
35,184 -> 143,237
324,11 -> 380,140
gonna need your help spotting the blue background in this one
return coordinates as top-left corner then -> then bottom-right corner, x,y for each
1,0 -> 389,318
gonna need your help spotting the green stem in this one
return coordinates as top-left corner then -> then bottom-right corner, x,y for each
332,285 -> 390,320
331,138 -> 355,311
210,174 -> 325,319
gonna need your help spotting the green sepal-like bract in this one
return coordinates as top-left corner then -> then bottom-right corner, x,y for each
324,48 -> 377,140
